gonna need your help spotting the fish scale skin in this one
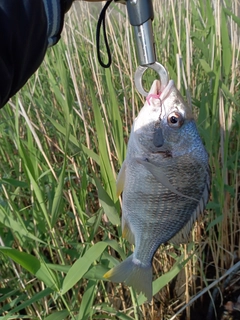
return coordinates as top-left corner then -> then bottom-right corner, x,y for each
124,156 -> 208,264
125,120 -> 209,257
104,80 -> 210,301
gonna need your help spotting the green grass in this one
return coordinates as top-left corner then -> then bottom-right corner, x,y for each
0,0 -> 239,319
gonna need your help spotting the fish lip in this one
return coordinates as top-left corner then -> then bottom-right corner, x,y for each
159,80 -> 175,101
146,79 -> 173,106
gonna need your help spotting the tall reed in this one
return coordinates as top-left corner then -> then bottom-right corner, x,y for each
0,0 -> 239,319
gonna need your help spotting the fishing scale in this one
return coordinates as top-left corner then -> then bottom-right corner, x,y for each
96,0 -> 169,96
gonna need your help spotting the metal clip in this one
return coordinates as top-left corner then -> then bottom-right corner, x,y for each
134,62 -> 169,96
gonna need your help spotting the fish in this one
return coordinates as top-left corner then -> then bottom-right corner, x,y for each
104,79 -> 210,302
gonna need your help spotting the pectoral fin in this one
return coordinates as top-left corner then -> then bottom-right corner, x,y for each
135,158 -> 198,202
116,161 -> 127,197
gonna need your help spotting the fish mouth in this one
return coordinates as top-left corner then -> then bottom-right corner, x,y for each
147,79 -> 174,105
151,80 -> 175,149
159,80 -> 175,101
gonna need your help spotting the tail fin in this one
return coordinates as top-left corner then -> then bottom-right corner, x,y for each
104,254 -> 152,302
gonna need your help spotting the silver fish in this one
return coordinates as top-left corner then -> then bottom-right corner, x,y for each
104,79 -> 210,301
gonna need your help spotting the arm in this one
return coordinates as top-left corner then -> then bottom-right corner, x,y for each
0,1 -> 46,107
0,0 -> 76,108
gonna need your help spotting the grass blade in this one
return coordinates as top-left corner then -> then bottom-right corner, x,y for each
61,242 -> 108,295
0,248 -> 59,290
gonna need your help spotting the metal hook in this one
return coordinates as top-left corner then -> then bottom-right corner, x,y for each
134,62 -> 169,97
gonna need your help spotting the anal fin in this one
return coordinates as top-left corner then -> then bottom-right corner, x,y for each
122,216 -> 135,245
116,160 -> 127,197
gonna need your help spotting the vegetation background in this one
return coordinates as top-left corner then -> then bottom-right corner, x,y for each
0,0 -> 239,319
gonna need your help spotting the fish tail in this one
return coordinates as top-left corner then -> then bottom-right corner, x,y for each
104,254 -> 152,302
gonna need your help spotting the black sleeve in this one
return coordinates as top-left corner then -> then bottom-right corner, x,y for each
0,1 -> 48,108
0,0 -> 73,108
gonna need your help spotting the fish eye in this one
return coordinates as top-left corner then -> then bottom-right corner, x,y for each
167,112 -> 184,128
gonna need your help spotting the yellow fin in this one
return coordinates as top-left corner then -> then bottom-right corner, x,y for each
116,161 -> 127,197
103,268 -> 114,279
103,254 -> 153,302
122,217 -> 135,244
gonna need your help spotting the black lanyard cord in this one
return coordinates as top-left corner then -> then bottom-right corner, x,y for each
96,0 -> 113,68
